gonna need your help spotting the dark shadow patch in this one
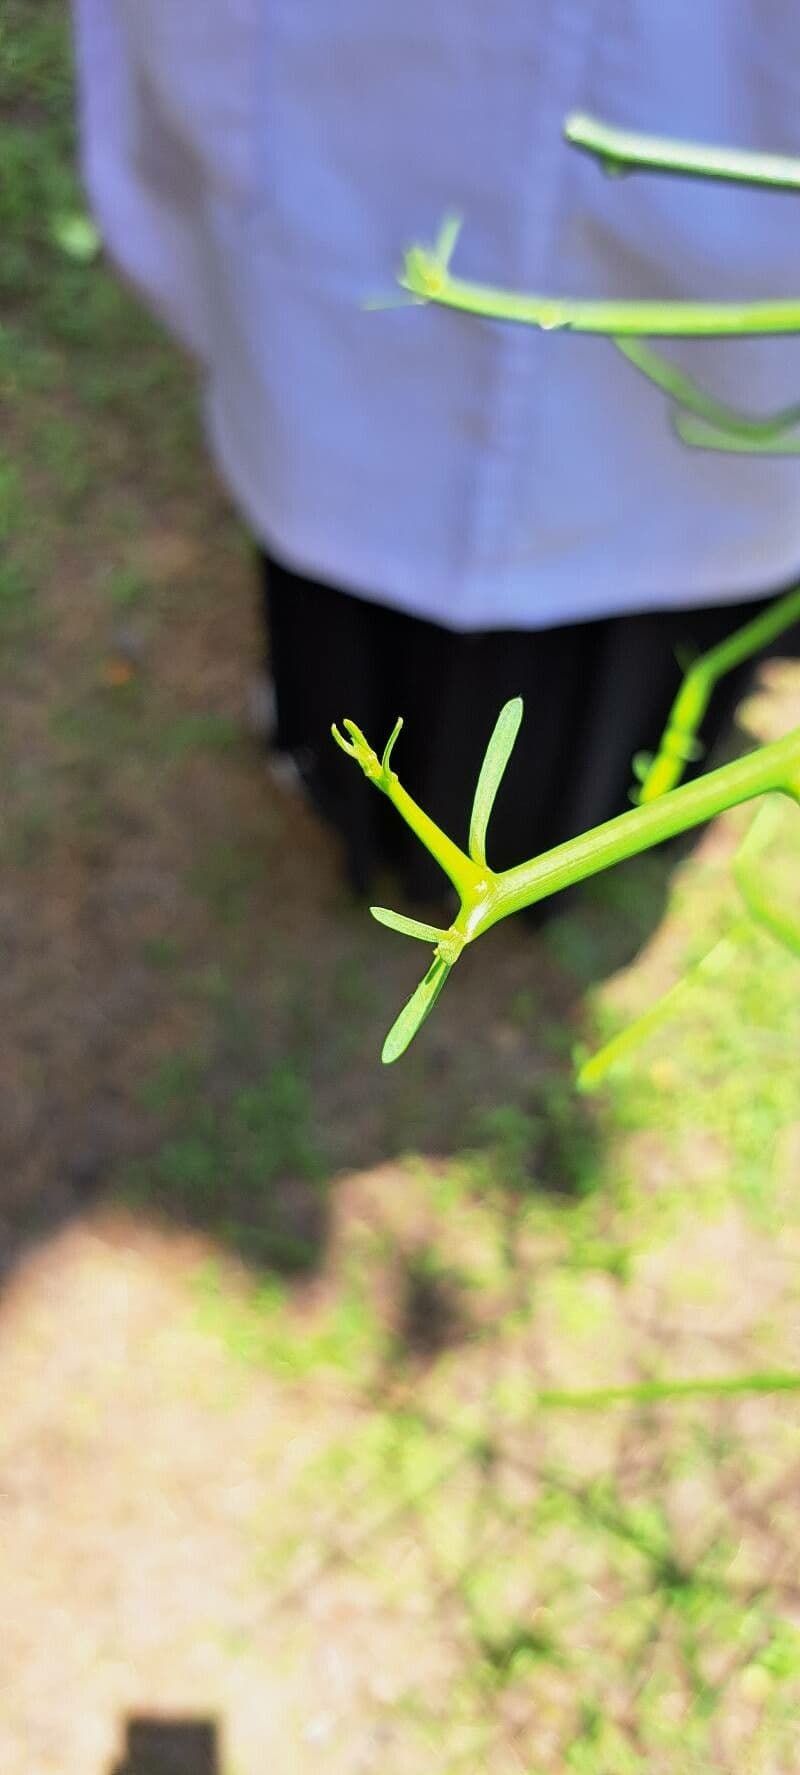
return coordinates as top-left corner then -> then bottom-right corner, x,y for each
109,1716 -> 220,1775
394,1248 -> 469,1360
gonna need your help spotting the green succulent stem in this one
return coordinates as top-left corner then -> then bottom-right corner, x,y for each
637,585 -> 800,801
336,712 -> 800,961
534,1369 -> 800,1411
399,244 -> 800,339
331,716 -> 486,900
470,729 -> 800,939
386,773 -> 489,902
563,112 -> 800,192
357,111 -> 800,1064
399,108 -> 800,340
579,795 -> 800,1089
576,926 -> 742,1093
334,699 -> 800,1067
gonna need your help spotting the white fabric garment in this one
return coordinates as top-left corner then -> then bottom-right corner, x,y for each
73,0 -> 800,632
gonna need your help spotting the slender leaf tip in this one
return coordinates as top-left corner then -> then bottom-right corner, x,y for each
381,957 -> 452,1064
381,715 -> 403,775
433,212 -> 464,269
370,905 -> 446,944
468,696 -> 524,866
330,721 -> 352,756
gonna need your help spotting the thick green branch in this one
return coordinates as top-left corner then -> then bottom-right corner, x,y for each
469,730 -> 800,938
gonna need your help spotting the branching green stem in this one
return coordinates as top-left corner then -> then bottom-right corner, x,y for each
636,585 -> 800,801
579,788 -> 800,1090
332,716 -> 485,901
478,730 -> 800,937
398,116 -> 800,339
399,245 -> 800,339
334,705 -> 800,1060
361,114 -> 800,1064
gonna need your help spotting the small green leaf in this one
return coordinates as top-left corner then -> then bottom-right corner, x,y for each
468,697 -> 523,866
381,716 -> 403,775
381,956 -> 452,1064
433,212 -> 463,269
370,906 -> 446,943
331,718 -> 381,779
684,735 -> 706,763
331,722 -> 354,757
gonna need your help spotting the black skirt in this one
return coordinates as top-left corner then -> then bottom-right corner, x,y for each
260,550 -> 787,904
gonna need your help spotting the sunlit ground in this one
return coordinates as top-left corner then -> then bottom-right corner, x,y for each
2,8 -> 800,1771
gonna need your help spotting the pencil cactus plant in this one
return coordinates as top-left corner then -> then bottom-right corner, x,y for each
341,114 -> 800,1076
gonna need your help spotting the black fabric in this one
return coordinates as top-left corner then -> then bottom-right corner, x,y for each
260,549 -> 793,902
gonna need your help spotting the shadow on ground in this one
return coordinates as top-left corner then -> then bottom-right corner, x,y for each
108,1718 -> 220,1775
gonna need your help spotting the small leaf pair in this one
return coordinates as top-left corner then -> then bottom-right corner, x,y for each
331,714 -> 403,785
